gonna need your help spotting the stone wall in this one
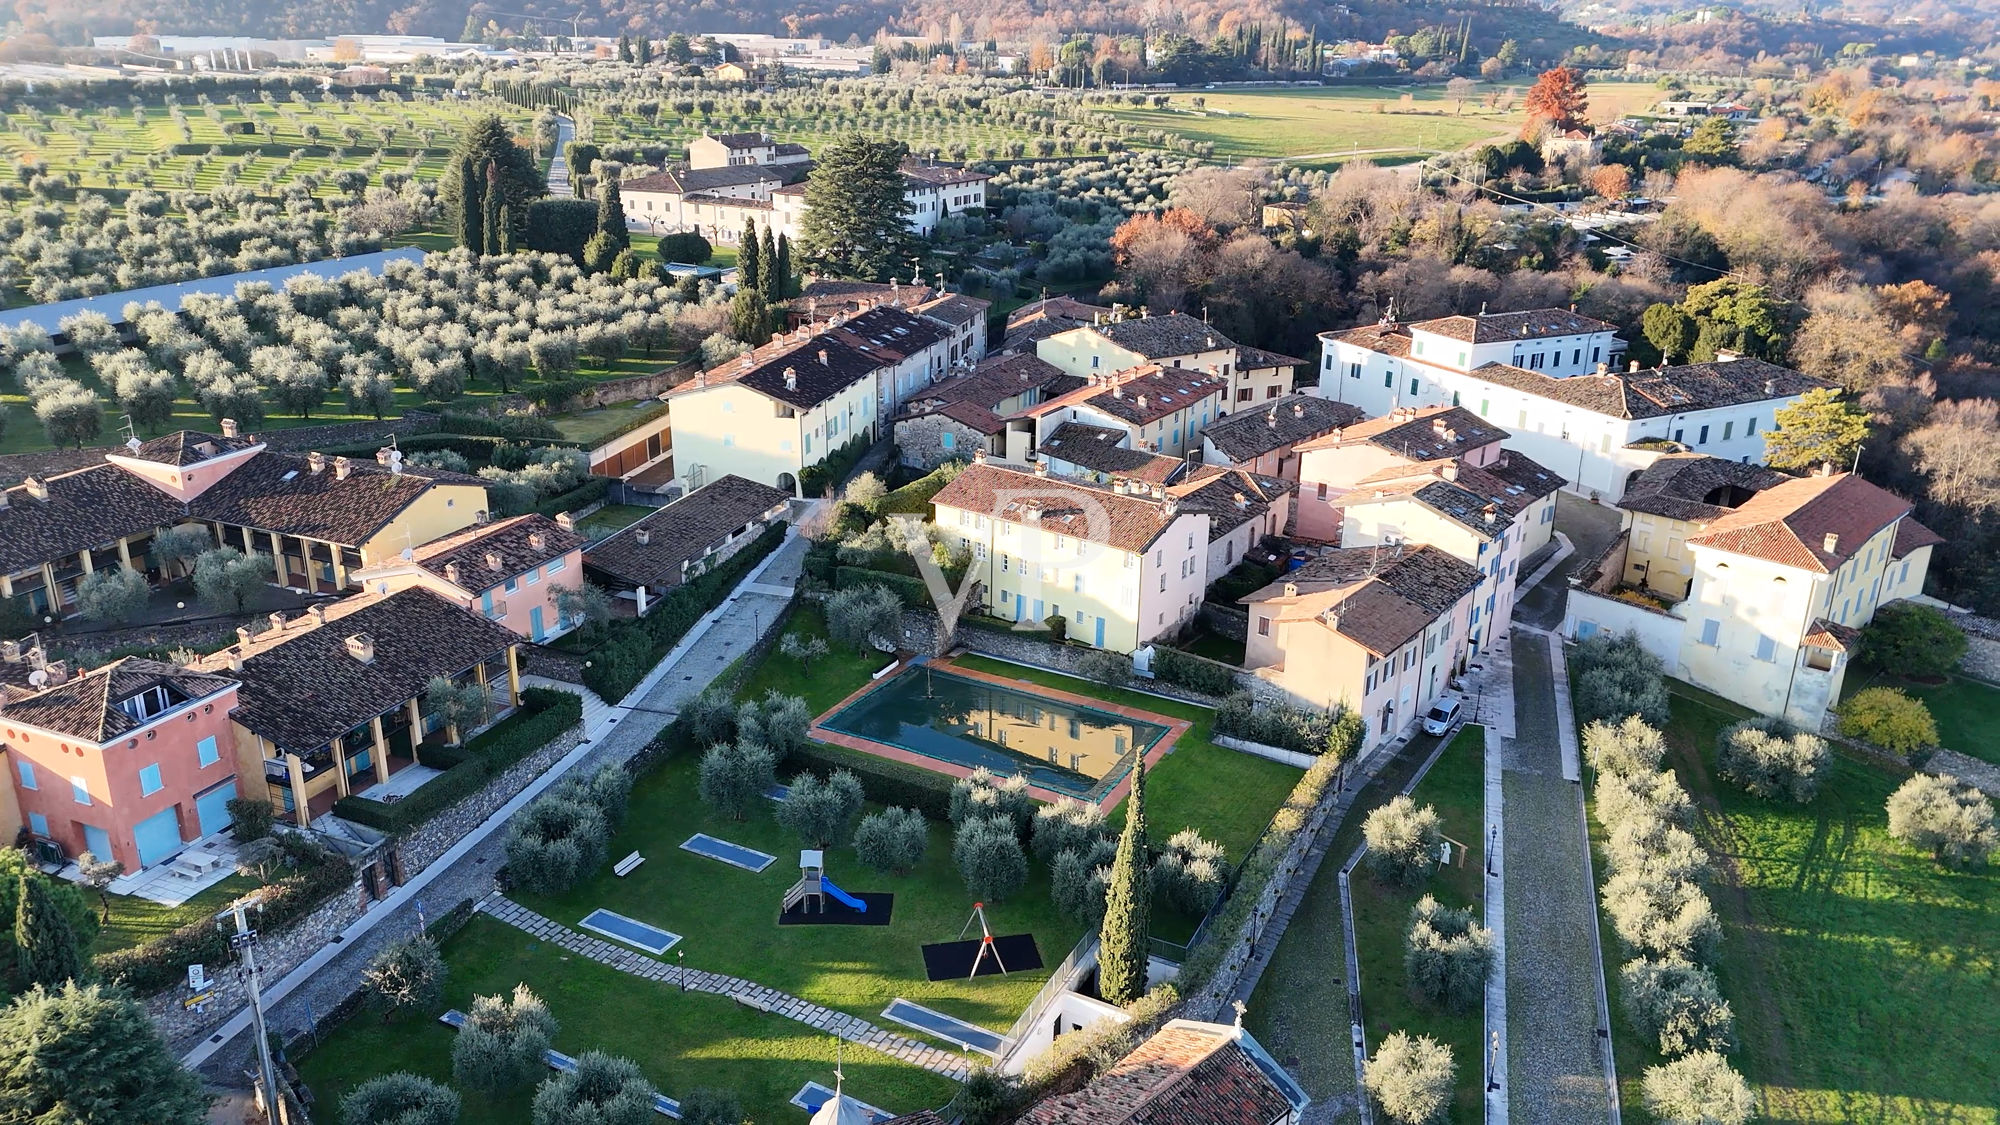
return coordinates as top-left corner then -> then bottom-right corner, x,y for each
396,723 -> 585,875
550,364 -> 697,412
520,644 -> 589,684
893,413 -> 986,472
1952,611 -> 2000,682
1198,602 -> 1248,643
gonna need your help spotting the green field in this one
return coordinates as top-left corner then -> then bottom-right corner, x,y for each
1599,688 -> 2000,1124
1103,80 -> 1673,161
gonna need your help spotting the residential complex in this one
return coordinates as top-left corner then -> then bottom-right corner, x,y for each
1036,309 -> 1301,406
349,513 -> 586,643
583,475 -> 792,611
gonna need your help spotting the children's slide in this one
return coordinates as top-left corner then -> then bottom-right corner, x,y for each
819,877 -> 867,912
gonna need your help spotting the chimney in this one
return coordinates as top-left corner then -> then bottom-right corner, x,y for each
308,604 -> 327,626
818,349 -> 828,366
635,529 -> 651,546
228,651 -> 243,673
1823,532 -> 1840,553
554,512 -> 577,532
1034,459 -> 1048,477
784,366 -> 798,391
333,455 -> 353,480
1629,360 -> 1640,373
220,418 -> 239,438
1432,418 -> 1447,436
235,626 -> 253,647
1233,491 -> 1248,509
268,611 -> 287,632
42,661 -> 67,686
1442,461 -> 1460,482
1136,394 -> 1148,410
1267,408 -> 1278,428
1716,349 -> 1741,363
445,562 -> 461,585
1764,378 -> 1776,395
1482,503 -> 1497,525
1151,483 -> 1165,499
0,489 -> 8,509
1293,402 -> 1304,418
529,532 -> 546,550
1112,385 -> 1124,399
344,633 -> 375,663
1284,582 -> 1299,597
23,477 -> 48,502
376,447 -> 393,466
307,451 -> 326,474
0,641 -> 17,663
485,551 -> 503,571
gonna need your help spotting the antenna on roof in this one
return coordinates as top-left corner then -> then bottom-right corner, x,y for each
119,415 -> 139,453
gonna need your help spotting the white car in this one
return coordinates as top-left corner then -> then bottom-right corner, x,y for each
1421,698 -> 1463,736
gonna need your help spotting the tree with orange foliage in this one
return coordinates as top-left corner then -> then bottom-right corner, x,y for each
1108,208 -> 1218,268
1590,164 -> 1632,201
1522,67 -> 1588,138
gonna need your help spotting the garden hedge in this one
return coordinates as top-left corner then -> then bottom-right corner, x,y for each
333,688 -> 582,834
791,738 -> 956,821
835,565 -> 930,607
533,476 -> 611,517
1151,648 -> 1237,696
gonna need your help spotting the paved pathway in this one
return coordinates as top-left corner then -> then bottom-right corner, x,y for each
481,897 -> 972,1081
546,115 -> 576,198
190,531 -> 812,1083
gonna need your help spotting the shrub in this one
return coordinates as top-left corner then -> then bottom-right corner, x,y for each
74,567 -> 149,624
551,764 -> 634,832
191,546 -> 273,612
677,1088 -> 743,1125
1365,1031 -> 1455,1125
226,797 -> 275,842
341,1073 -> 461,1125
1030,797 -> 1109,863
952,1067 -> 1016,1125
776,768 -> 866,848
1214,690 -> 1354,756
1583,716 -> 1667,779
1604,811 -> 1709,884
954,815 -> 1028,903
453,984 -> 558,1095
825,583 -> 903,654
736,691 -> 811,763
683,689 -> 739,748
1151,647 -> 1235,695
1364,796 -> 1443,886
503,796 -> 610,895
1403,895 -> 1494,1014
697,742 -> 777,823
530,1051 -> 658,1125
853,807 -> 930,876
1571,631 -> 1671,727
791,738 -> 956,820
1717,717 -> 1828,803
1151,828 -> 1226,917
1858,601 -> 1966,679
656,231 -> 713,264
949,768 -> 1034,834
363,935 -> 446,1021
1603,869 -> 1721,963
1837,687 -> 1938,757
1076,649 -> 1132,688
1620,957 -> 1735,1058
1050,837 -> 1116,926
1885,773 -> 1998,868
1640,1051 -> 1757,1125
1595,768 -> 1693,829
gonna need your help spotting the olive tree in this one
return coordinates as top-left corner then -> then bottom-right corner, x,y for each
1365,1031 -> 1455,1125
950,768 -> 1034,835
453,984 -> 559,1095
341,1073 -> 460,1125
503,795 -> 610,894
697,741 -> 776,822
1886,773 -> 1997,868
363,935 -> 447,1021
825,582 -> 903,654
954,815 -> 1028,903
74,567 -> 150,624
1363,796 -> 1444,886
1620,957 -> 1735,1058
191,547 -> 272,611
1403,895 -> 1494,1013
1717,717 -> 1828,803
1640,1051 -> 1756,1125
530,1051 -> 657,1125
775,768 -> 865,848
853,807 -> 930,877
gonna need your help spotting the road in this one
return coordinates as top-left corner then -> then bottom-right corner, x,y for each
546,115 -> 576,198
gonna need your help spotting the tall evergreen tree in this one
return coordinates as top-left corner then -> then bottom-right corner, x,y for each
797,134 -> 918,280
635,35 -> 652,64
730,288 -> 774,347
758,223 -> 780,302
597,178 -> 630,251
774,233 -> 793,300
739,217 -> 762,293
1097,756 -> 1151,1005
456,155 -> 483,251
617,33 -> 633,62
442,113 -> 547,229
15,872 -> 84,988
482,161 -> 503,257
498,203 -> 516,254
0,982 -> 211,1124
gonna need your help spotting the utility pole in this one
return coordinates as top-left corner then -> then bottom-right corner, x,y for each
223,895 -> 286,1125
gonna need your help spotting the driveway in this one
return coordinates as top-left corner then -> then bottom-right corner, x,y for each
1515,494 -> 1623,631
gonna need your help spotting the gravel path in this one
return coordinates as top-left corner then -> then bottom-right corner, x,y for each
1501,636 -> 1614,1124
194,534 -> 809,1085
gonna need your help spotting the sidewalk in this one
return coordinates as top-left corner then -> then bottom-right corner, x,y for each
188,531 -> 810,1081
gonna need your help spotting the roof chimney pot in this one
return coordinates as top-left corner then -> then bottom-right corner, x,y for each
307,451 -> 326,474
220,418 -> 239,438
345,633 -> 375,664
1823,532 -> 1840,553
333,455 -> 353,481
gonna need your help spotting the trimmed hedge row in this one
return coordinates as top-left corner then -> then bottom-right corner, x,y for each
435,411 -> 569,443
1151,647 -> 1237,697
798,433 -> 872,498
97,847 -> 354,996
791,738 -> 956,821
836,565 -> 930,607
533,476 -> 611,517
333,688 -> 583,835
581,522 -> 790,702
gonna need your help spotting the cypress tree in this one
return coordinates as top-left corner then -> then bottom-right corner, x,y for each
739,217 -> 762,292
457,155 -> 482,251
597,177 -> 629,251
482,161 -> 503,257
15,872 -> 85,988
758,223 -> 780,302
498,203 -> 515,253
1097,756 -> 1151,1005
774,233 -> 793,300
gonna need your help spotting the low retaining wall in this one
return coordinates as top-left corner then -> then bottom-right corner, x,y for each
1198,602 -> 1248,643
568,363 -> 697,409
396,723 -> 586,874
1953,611 -> 2000,682
1213,734 -> 1318,769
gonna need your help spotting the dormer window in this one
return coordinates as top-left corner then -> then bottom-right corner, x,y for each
115,683 -> 189,723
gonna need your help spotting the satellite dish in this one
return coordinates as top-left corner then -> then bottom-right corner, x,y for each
400,548 -> 415,561
27,670 -> 48,688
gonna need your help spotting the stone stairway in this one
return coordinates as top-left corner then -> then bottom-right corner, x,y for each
521,675 -> 620,741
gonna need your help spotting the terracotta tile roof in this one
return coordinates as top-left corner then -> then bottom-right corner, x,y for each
912,292 -> 992,329
1618,453 -> 1787,524
903,354 -> 1076,414
1001,296 -> 1114,354
1084,311 -> 1238,361
119,430 -> 260,467
836,305 -> 951,358
621,165 -> 782,195
1479,450 -> 1567,508
583,475 -> 790,591
681,331 -> 883,410
931,462 -> 1190,554
1338,474 -> 1510,540
1039,423 -> 1186,484
931,400 -> 1007,434
1294,404 -> 1505,460
1240,544 -> 1483,656
399,514 -> 582,591
794,279 -> 936,318
1016,1020 -> 1306,1125
1321,322 -> 1412,358
0,658 -> 235,744
1803,617 -> 1862,652
1409,308 -> 1618,343
1892,517 -> 1944,559
1464,358 -> 1825,420
190,451 -> 481,547
705,131 -> 772,148
1359,452 -> 1563,517
194,588 -> 518,755
1234,344 -> 1305,370
1168,466 -> 1295,541
1201,394 -> 1365,462
0,464 -> 186,573
1685,472 -> 1913,573
1025,365 -> 1227,427
899,159 -> 990,187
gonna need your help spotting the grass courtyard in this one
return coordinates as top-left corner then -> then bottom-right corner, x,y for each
89,874 -> 259,957
1600,687 -> 2000,1124
1844,663 -> 2000,767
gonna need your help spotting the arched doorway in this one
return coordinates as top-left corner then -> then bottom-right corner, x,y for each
777,471 -> 798,497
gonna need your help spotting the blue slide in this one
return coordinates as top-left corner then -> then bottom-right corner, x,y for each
819,877 -> 867,912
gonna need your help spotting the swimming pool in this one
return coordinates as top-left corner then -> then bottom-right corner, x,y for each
817,666 -> 1170,800
579,909 -> 681,955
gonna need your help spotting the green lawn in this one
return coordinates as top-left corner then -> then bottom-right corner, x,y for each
90,875 -> 260,956
291,913 -> 959,1125
1180,630 -> 1246,666
1349,726 -> 1486,1124
737,608 -> 890,716
575,504 -> 654,538
1611,688 -> 2000,1124
547,398 -> 674,447
1844,664 -> 2000,767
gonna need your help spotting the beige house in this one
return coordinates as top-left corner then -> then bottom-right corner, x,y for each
1035,310 -> 1301,406
1241,545 -> 1484,754
893,353 -> 1080,470
1564,463 -> 1938,728
932,460 -> 1211,652
1006,364 -> 1227,461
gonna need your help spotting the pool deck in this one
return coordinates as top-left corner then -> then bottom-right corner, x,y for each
808,655 -> 1190,812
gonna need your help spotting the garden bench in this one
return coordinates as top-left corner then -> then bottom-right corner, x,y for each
732,992 -> 775,1013
614,851 -> 645,877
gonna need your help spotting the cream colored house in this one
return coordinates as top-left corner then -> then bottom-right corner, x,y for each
1564,464 -> 1938,728
1005,364 -> 1227,461
1241,544 -> 1484,754
932,460 -> 1211,652
1035,310 -> 1300,406
666,339 -> 881,497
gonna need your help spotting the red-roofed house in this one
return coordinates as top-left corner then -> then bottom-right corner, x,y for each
1013,1018 -> 1309,1124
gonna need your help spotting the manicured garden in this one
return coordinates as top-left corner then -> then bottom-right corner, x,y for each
292,913 -> 960,1125
90,875 -> 259,957
1844,663 -> 2000,767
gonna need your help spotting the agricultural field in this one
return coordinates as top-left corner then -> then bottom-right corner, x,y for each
594,95 -> 1073,164
1101,80 -> 1677,162
0,91 -> 533,201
